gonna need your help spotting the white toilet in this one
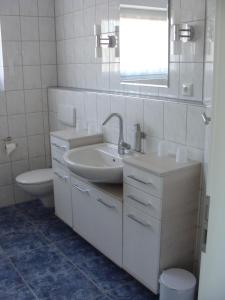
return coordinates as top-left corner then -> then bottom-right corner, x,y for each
16,168 -> 54,207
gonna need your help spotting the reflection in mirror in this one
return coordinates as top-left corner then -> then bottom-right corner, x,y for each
120,0 -> 169,87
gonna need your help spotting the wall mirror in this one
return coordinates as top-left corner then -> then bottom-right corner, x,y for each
120,0 -> 170,87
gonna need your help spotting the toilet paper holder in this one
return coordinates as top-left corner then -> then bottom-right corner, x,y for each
1,137 -> 17,154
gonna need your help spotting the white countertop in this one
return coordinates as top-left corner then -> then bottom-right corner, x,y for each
123,152 -> 201,176
50,128 -> 103,142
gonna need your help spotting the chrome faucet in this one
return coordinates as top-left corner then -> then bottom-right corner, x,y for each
134,123 -> 146,153
102,113 -> 131,155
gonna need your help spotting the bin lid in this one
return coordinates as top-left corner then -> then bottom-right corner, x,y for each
160,268 -> 196,291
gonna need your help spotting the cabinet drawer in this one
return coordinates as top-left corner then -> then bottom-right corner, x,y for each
51,136 -> 69,152
52,147 -> 67,168
123,204 -> 161,293
124,164 -> 163,198
124,184 -> 162,220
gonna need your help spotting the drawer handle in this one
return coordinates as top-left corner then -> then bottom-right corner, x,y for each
52,143 -> 67,150
54,171 -> 68,182
72,183 -> 89,194
53,157 -> 63,165
97,198 -> 116,209
127,214 -> 151,228
127,175 -> 153,186
127,195 -> 152,207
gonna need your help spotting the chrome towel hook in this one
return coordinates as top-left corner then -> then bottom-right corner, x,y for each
201,113 -> 212,125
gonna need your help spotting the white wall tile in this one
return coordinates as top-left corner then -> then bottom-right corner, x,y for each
41,65 -> 57,88
4,67 -> 23,91
24,89 -> 43,113
96,2 -> 109,34
73,0 -> 83,11
21,17 -> 39,41
28,134 -> 45,157
1,16 -> 21,41
38,0 -> 55,17
29,156 -> 46,170
64,13 -> 75,39
11,159 -> 29,179
144,99 -> 164,139
126,96 -> 143,128
8,114 -> 27,138
40,42 -> 56,65
0,0 -> 19,16
26,112 -> 44,135
187,105 -> 205,149
64,0 -> 73,14
110,95 -> 126,127
84,92 -> 98,123
55,0 -> 64,17
0,116 -> 8,138
180,21 -> 205,62
39,17 -> 55,41
180,0 -> 205,22
83,7 -> 95,36
164,102 -> 187,144
19,0 -> 38,16
6,91 -> 25,115
2,41 -> 22,66
11,137 -> 28,161
0,93 -> 7,116
96,93 -> 111,129
203,63 -> 214,105
0,163 -> 12,186
205,16 -> 215,63
22,41 -> 40,65
179,63 -> 204,101
23,66 -> 41,89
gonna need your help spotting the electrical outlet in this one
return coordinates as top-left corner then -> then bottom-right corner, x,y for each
182,83 -> 193,97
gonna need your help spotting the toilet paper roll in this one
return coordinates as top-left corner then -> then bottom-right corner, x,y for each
5,143 -> 17,156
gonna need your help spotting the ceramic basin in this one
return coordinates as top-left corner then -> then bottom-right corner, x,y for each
63,143 -> 123,183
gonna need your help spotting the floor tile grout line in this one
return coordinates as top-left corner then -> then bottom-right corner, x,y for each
52,241 -> 112,297
52,238 -> 135,297
7,257 -> 40,300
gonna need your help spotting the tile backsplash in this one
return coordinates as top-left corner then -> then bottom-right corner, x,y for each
48,88 -> 206,162
0,0 -> 56,206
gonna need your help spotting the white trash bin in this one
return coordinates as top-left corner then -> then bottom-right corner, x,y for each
159,268 -> 196,300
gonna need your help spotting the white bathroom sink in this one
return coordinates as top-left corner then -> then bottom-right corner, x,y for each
63,143 -> 123,183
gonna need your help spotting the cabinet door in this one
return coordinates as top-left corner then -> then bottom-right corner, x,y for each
92,189 -> 122,266
71,177 -> 122,266
123,204 -> 161,293
53,167 -> 72,227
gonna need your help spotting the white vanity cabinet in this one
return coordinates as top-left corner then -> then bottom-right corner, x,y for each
50,129 -> 103,227
71,175 -> 123,266
123,154 -> 201,294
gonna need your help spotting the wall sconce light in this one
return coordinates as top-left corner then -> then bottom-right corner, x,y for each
173,24 -> 194,43
94,25 -> 119,58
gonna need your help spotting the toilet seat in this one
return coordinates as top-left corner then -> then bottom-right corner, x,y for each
16,169 -> 53,185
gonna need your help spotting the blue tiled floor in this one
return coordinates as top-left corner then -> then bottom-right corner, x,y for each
0,200 -> 159,300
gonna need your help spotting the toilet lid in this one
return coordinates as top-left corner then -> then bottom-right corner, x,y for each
16,169 -> 53,185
